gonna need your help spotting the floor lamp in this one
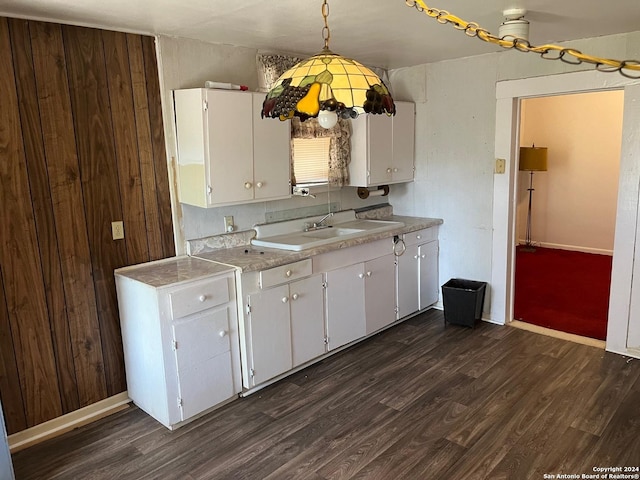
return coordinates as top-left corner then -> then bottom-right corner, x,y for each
519,146 -> 548,252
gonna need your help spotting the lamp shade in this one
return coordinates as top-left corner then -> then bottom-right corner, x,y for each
519,146 -> 548,171
261,49 -> 395,122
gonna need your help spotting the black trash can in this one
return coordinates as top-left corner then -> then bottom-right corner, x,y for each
441,279 -> 487,327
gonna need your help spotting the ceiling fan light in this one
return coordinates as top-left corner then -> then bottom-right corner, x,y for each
499,18 -> 530,41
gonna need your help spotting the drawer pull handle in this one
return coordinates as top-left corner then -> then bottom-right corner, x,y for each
244,182 -> 252,189
291,293 -> 299,300
285,270 -> 292,277
282,296 -> 289,303
218,330 -> 227,338
198,295 -> 207,302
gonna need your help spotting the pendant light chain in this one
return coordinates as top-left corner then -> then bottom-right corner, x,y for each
405,0 -> 640,79
322,0 -> 331,50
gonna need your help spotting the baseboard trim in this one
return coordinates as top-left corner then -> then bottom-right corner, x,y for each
509,320 -> 606,348
8,392 -> 131,453
517,240 -> 613,256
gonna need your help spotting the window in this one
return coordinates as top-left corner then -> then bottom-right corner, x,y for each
292,137 -> 331,185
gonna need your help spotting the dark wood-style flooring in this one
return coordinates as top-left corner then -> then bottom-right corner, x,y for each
12,310 -> 640,479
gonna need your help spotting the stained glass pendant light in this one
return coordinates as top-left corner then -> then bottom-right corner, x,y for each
261,0 -> 395,128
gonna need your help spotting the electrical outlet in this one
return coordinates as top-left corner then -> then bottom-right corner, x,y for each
111,221 -> 125,240
495,158 -> 506,174
224,216 -> 234,233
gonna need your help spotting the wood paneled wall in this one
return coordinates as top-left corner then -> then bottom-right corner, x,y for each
0,18 -> 175,435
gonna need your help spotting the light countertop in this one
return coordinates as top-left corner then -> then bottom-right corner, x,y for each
115,255 -> 235,287
194,215 -> 442,273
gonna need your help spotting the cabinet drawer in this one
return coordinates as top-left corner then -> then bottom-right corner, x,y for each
404,227 -> 437,247
169,276 -> 230,319
259,259 -> 312,289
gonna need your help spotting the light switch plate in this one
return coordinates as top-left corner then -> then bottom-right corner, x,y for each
111,221 -> 124,240
495,158 -> 506,174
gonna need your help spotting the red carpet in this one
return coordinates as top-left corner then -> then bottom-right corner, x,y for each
514,246 -> 612,340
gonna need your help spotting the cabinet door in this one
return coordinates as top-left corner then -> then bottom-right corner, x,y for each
206,89 -> 254,205
252,94 -> 291,201
289,275 -> 325,367
247,285 -> 292,385
392,102 -> 415,183
367,114 -> 393,186
365,254 -> 397,334
325,263 -> 366,350
397,243 -> 420,319
172,307 -> 235,422
419,241 -> 439,309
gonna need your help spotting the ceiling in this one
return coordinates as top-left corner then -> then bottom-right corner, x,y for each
1,0 -> 639,69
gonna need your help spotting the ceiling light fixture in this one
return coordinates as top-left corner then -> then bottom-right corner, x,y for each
406,0 -> 640,79
261,0 -> 396,128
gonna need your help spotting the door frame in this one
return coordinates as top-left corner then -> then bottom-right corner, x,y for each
489,69 -> 640,357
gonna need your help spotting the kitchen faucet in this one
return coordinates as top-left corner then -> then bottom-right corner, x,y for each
304,212 -> 333,231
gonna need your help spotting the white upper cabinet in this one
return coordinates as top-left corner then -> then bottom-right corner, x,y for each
348,101 -> 415,187
173,88 -> 291,207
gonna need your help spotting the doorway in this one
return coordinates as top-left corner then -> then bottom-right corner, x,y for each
489,70 -> 640,358
513,91 -> 623,340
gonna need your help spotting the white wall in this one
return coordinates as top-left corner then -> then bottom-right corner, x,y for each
389,30 -> 640,321
517,91 -> 623,254
156,35 -> 388,250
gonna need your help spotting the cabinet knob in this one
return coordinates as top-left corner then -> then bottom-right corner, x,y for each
393,168 -> 398,173
256,181 -> 263,188
244,182 -> 252,189
358,273 -> 364,279
207,186 -> 212,194
414,255 -> 419,259
366,271 -> 372,277
218,330 -> 227,338
282,296 -> 289,303
285,270 -> 292,277
421,254 -> 426,259
416,235 -> 421,240
198,295 -> 207,302
386,168 -> 392,173
291,293 -> 299,300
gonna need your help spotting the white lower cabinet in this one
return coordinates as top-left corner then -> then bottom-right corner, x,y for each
290,275 -> 326,367
247,284 -> 293,386
397,227 -> 440,318
364,254 -> 397,334
419,240 -> 439,309
242,262 -> 325,388
325,263 -> 366,351
239,228 -> 439,391
115,258 -> 241,430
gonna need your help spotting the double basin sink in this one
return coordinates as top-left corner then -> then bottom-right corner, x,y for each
252,213 -> 404,251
